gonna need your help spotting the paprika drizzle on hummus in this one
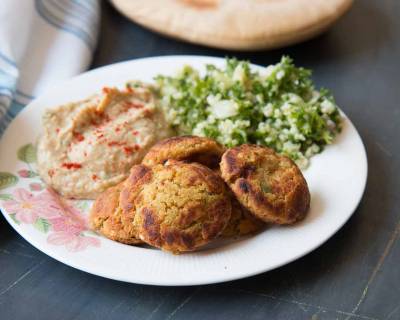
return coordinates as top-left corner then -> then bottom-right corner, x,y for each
37,84 -> 172,199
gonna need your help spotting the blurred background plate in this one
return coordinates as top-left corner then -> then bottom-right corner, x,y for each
110,0 -> 353,51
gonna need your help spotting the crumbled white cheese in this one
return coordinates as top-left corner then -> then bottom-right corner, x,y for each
208,97 -> 238,119
233,64 -> 246,83
262,103 -> 274,117
260,65 -> 276,80
276,70 -> 285,80
321,99 -> 336,114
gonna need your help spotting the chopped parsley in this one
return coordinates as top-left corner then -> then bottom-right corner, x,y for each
155,56 -> 342,168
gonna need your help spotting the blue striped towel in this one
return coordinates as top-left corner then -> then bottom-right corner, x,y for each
0,0 -> 100,136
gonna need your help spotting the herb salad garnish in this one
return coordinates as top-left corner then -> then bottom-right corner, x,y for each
155,57 -> 342,168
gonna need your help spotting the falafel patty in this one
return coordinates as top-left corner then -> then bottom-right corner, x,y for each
220,144 -> 310,225
89,183 -> 142,244
120,160 -> 232,253
141,135 -> 225,169
221,196 -> 266,238
213,167 -> 265,237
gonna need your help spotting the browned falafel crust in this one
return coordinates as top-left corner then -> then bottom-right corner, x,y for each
220,144 -> 310,225
221,195 -> 266,238
141,135 -> 225,168
212,168 -> 265,237
120,161 -> 232,253
89,183 -> 142,244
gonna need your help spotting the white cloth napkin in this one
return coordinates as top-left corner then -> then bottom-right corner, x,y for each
0,0 -> 100,135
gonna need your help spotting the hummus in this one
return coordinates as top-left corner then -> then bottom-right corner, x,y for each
37,85 -> 172,199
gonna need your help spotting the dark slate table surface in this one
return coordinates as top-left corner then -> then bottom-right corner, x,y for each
1,1 -> 399,319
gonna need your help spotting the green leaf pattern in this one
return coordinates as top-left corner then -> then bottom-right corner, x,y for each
34,217 -> 51,233
0,194 -> 13,200
0,172 -> 18,190
9,213 -> 20,225
17,143 -> 37,163
26,170 -> 38,178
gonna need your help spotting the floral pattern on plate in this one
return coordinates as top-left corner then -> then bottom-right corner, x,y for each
0,143 -> 100,252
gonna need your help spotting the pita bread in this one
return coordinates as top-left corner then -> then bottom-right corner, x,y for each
110,0 -> 353,51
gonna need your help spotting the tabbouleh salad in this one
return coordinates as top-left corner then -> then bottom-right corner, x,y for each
154,56 -> 342,168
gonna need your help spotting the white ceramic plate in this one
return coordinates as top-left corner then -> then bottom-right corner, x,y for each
0,56 -> 367,286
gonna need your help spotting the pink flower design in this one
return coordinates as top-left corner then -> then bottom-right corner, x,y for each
2,188 -> 61,224
18,169 -> 30,178
43,189 -> 100,251
47,232 -> 100,252
29,183 -> 43,191
2,186 -> 101,252
45,188 -> 88,227
48,216 -> 85,234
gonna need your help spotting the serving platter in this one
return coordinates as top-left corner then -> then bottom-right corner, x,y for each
0,56 -> 367,285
